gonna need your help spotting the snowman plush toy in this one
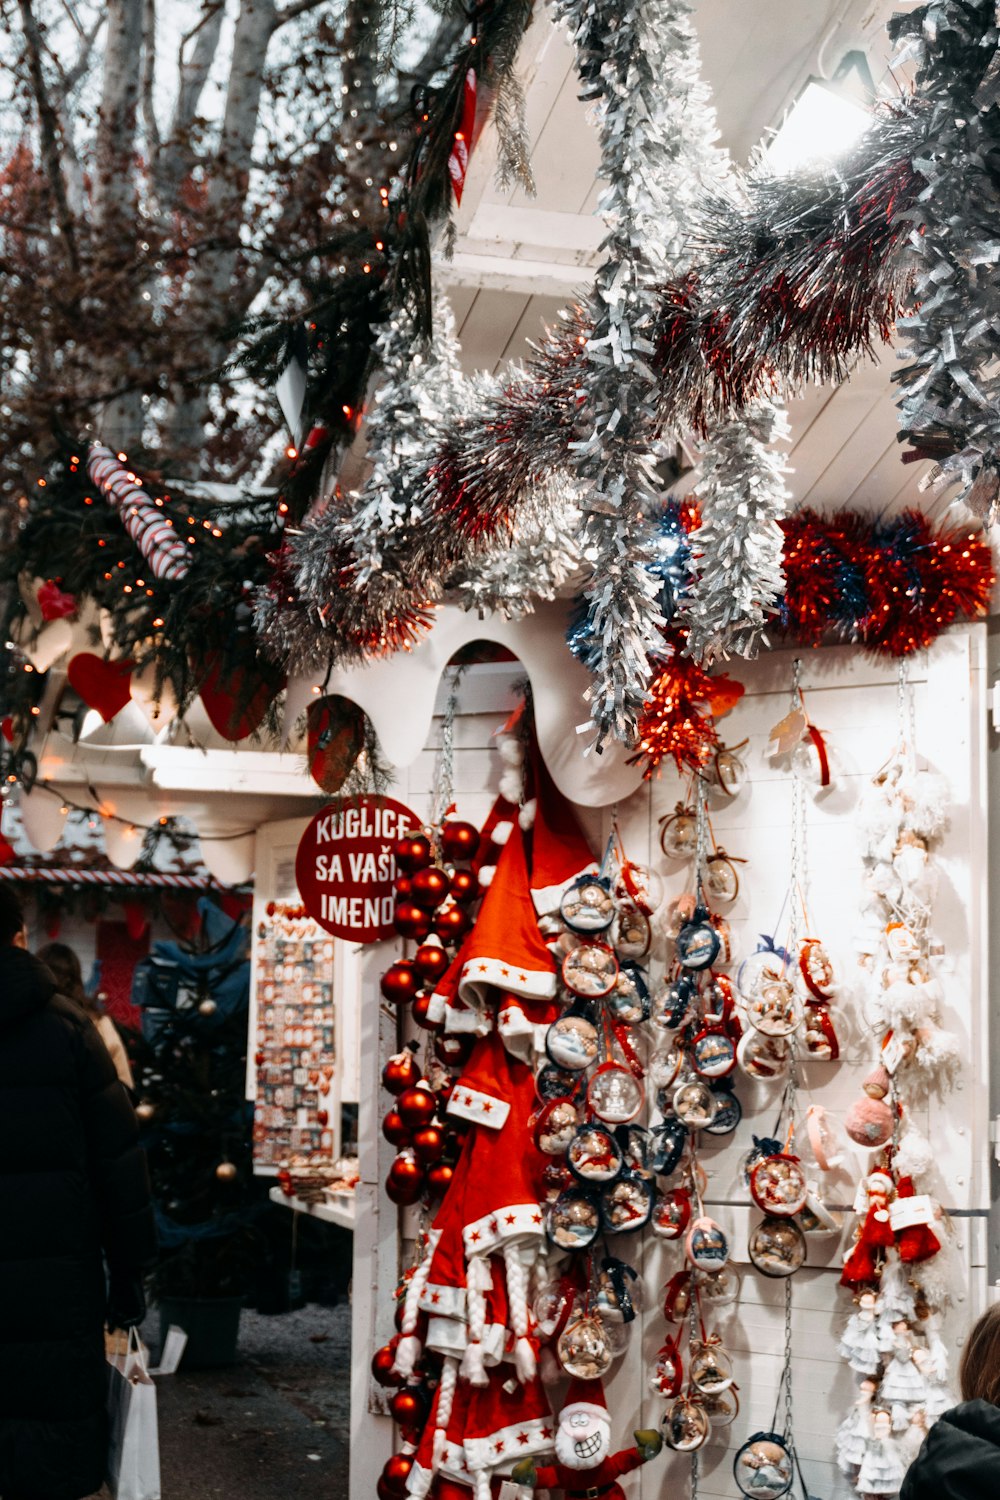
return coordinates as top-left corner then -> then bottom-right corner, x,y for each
512,1378 -> 661,1498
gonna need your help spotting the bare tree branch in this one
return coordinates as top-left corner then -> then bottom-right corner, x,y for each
141,0 -> 161,156
275,0 -> 329,28
156,0 -> 226,203
63,11 -> 105,93
93,0 -> 143,230
15,0 -> 80,270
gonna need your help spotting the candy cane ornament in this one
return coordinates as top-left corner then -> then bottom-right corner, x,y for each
87,444 -> 192,582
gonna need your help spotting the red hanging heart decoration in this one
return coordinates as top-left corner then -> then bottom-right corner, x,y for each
37,580 -> 78,621
307,694 -> 366,793
195,650 -> 285,742
67,654 -> 134,723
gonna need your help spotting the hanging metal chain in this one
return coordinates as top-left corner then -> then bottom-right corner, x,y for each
897,657 -> 916,766
781,1276 -> 795,1444
694,771 -> 709,898
429,666 -> 464,836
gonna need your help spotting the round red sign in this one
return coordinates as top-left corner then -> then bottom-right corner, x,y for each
295,794 -> 420,942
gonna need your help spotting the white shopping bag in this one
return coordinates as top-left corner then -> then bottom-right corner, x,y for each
106,1327 -> 161,1500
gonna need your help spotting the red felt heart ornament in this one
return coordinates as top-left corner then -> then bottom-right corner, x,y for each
195,651 -> 285,742
67,654 -> 134,723
307,694 -> 366,793
37,580 -> 78,621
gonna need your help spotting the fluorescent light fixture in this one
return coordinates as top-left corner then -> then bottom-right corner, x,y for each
766,50 -> 874,175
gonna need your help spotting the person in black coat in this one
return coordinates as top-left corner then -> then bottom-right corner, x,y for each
901,1303 -> 1000,1500
0,886 -> 157,1500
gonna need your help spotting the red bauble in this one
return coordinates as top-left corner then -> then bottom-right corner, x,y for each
394,902 -> 433,941
412,993 -> 443,1032
413,942 -> 450,983
382,1110 -> 412,1147
389,1387 -> 427,1425
380,961 -> 420,1005
434,1032 -> 472,1067
386,1152 -> 425,1206
411,1125 -> 446,1166
449,868 -> 481,905
397,1086 -> 437,1129
394,875 -> 413,899
371,1342 -> 403,1388
394,835 -> 433,873
432,904 -> 472,943
377,1478 -> 397,1500
427,1161 -> 455,1195
434,1078 -> 455,1110
441,821 -> 481,861
382,1050 -> 420,1096
409,866 -> 451,912
381,1454 -> 414,1496
254,1050 -> 265,1067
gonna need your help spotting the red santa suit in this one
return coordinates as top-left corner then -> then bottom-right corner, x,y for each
531,1448 -> 644,1500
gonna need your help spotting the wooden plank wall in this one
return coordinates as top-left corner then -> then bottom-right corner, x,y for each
342,628 -> 989,1500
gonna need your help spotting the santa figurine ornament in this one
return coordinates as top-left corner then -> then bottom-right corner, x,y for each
511,1378 -> 662,1499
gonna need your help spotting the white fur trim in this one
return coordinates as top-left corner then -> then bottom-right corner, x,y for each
459,953 -> 556,1007
497,737 -> 524,766
463,1202 -> 545,1255
519,798 -> 537,830
464,1414 -> 556,1469
447,1084 -> 511,1130
477,865 -> 496,888
561,1400 -> 608,1422
491,821 -> 513,845
420,1280 -> 466,1320
444,999 -> 491,1035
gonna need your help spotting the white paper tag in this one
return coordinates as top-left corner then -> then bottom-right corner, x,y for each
881,1032 -> 906,1076
498,1484 -> 526,1500
149,1324 -> 188,1376
889,1194 -> 935,1232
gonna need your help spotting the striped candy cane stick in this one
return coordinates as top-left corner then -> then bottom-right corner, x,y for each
87,444 -> 193,582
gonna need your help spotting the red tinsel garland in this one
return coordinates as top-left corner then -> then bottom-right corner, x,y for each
629,631 -> 744,777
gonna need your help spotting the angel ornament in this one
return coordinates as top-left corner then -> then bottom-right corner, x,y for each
839,1291 -> 883,1376
856,1408 -> 907,1496
835,1378 -> 876,1474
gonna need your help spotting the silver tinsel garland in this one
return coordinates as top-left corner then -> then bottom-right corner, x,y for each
551,0 -> 732,743
888,2 -> 1000,521
682,403 -> 791,662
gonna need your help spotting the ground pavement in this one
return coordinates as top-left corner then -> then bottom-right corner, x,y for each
88,1302 -> 351,1499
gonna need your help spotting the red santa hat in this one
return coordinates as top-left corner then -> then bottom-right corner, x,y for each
463,1368 -> 556,1500
526,738 -> 598,918
427,936 -> 489,1036
472,794 -> 520,891
560,1376 -> 610,1425
458,821 -> 556,1014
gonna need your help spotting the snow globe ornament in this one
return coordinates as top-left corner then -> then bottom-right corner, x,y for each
534,1098 -> 580,1155
791,725 -> 833,788
676,908 -> 721,971
802,1005 -> 839,1061
651,1117 -> 688,1178
746,976 -> 802,1038
567,1123 -> 624,1184
693,1263 -> 743,1308
737,1030 -> 791,1084
547,1187 -> 601,1251
659,803 -> 698,860
734,1432 -> 794,1500
710,743 -> 748,799
652,1185 -> 692,1241
649,1337 -> 684,1398
557,1313 -> 613,1379
649,1038 -> 685,1092
749,1153 -> 809,1217
702,972 -> 736,1027
704,1085 -> 743,1136
663,1397 -> 710,1453
606,963 -> 649,1024
703,1387 -> 740,1427
692,1027 -> 737,1079
562,941 -> 619,999
673,1078 -> 718,1130
539,1160 -> 573,1202
588,1062 -> 644,1125
690,1337 -> 735,1395
652,975 -> 696,1031
545,1010 -> 599,1071
610,903 -> 651,961
560,876 -> 615,935
535,1062 -> 580,1103
740,1135 -> 785,1191
704,849 -> 742,905
685,1215 -> 730,1272
748,1216 -> 807,1278
611,861 -> 663,917
600,1174 -> 654,1234
798,937 -> 836,1001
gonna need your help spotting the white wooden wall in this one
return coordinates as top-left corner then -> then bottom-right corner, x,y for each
339,628 -> 990,1500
